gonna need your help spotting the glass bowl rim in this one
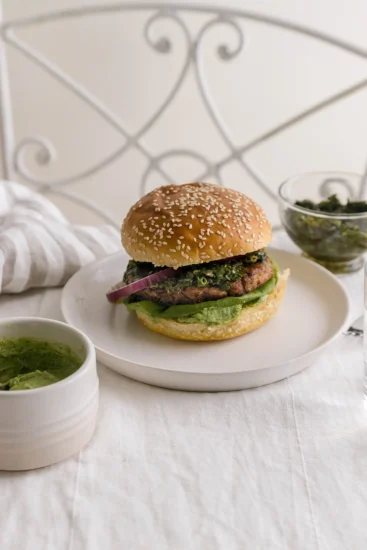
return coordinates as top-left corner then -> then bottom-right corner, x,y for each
278,171 -> 367,220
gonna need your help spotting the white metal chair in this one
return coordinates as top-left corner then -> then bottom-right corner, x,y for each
1,3 -> 366,228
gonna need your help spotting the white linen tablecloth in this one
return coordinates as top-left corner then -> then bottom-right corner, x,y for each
1,234 -> 366,550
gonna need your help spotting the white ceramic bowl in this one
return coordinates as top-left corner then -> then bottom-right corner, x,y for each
0,317 -> 99,471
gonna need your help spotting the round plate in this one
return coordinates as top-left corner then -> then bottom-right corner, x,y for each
61,249 -> 350,392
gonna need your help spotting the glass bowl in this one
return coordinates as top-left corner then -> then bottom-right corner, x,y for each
278,171 -> 367,273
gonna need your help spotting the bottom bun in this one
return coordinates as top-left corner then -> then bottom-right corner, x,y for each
135,269 -> 290,342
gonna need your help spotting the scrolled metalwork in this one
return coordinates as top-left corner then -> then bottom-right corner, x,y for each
1,3 -> 367,224
214,16 -> 246,61
139,10 -> 192,139
144,10 -> 175,54
141,148 -> 222,195
4,9 -> 194,194
194,15 -> 276,200
319,177 -> 356,200
14,135 -> 57,185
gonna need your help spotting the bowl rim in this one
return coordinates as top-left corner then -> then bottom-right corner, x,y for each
278,171 -> 367,220
0,317 -> 95,397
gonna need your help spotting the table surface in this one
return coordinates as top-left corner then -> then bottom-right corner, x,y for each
1,235 -> 366,550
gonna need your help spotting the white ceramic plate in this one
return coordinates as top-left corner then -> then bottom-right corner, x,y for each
61,249 -> 350,392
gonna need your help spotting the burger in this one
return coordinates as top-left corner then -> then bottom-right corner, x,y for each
107,182 -> 289,341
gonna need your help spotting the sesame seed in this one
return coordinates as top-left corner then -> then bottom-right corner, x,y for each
123,182 -> 269,263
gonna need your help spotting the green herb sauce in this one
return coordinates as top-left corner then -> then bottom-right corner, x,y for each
284,194 -> 367,263
123,250 -> 266,293
0,337 -> 82,391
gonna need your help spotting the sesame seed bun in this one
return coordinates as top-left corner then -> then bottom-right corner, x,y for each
121,182 -> 272,267
135,269 -> 289,341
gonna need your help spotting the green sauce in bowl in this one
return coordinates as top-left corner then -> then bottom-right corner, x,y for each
280,193 -> 367,273
0,337 -> 83,391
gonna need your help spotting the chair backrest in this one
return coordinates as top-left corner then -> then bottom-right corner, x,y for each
1,3 -> 367,228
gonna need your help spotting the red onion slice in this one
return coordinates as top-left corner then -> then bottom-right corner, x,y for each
106,267 -> 175,302
107,254 -> 252,303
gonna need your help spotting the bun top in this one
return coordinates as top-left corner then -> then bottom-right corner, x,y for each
121,182 -> 272,267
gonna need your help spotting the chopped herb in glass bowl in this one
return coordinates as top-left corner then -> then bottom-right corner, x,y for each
278,172 -> 367,273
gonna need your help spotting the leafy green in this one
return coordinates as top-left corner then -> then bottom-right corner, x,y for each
159,274 -> 276,318
125,274 -> 277,325
284,194 -> 367,264
125,300 -> 165,316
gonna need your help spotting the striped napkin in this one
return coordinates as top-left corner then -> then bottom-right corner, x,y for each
0,181 -> 121,294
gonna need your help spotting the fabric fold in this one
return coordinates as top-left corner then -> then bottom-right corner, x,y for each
0,180 -> 121,294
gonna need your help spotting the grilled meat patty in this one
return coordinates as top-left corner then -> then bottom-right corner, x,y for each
228,258 -> 274,295
125,257 -> 274,306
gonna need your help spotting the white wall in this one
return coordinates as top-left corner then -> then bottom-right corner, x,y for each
2,0 -> 367,226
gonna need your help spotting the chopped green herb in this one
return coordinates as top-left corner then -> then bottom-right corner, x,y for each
295,194 -> 367,214
283,194 -> 367,265
123,250 -> 266,293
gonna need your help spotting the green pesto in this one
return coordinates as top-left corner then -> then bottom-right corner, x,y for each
284,194 -> 367,264
123,250 -> 266,292
8,371 -> 59,391
176,304 -> 244,326
0,337 -> 82,391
